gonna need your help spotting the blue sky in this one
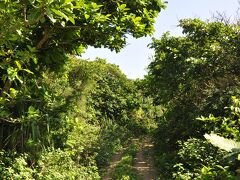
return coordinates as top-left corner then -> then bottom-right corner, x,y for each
82,0 -> 239,79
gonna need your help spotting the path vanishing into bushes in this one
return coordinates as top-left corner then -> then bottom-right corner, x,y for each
102,137 -> 159,180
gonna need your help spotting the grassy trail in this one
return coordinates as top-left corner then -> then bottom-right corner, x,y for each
102,147 -> 126,180
133,138 -> 158,180
102,137 -> 159,180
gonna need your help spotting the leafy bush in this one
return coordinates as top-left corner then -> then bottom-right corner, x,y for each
0,151 -> 35,179
172,138 -> 230,179
130,97 -> 162,135
177,138 -> 224,168
96,119 -> 132,167
36,149 -> 100,180
171,96 -> 240,179
0,149 -> 100,179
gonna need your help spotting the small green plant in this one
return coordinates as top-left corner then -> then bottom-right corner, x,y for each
111,143 -> 140,180
96,120 -> 132,167
172,138 -> 230,179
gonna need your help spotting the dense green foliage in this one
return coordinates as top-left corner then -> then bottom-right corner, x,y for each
0,0 -> 165,126
2,0 -> 240,178
0,0 -> 165,178
145,18 -> 240,178
0,0 -> 165,82
0,57 -> 159,178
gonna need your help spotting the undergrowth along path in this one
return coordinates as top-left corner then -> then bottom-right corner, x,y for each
102,147 -> 127,180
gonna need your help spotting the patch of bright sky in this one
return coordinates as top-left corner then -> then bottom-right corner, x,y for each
81,0 -> 239,79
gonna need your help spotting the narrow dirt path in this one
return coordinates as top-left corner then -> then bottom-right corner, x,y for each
102,147 -> 126,180
102,137 -> 159,180
133,138 -> 159,180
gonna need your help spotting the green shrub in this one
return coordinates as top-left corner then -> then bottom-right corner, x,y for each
0,149 -> 100,180
0,151 -> 35,179
154,151 -> 177,178
173,138 -> 233,179
96,119 -> 131,167
36,149 -> 100,180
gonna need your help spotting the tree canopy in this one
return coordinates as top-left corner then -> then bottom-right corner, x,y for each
0,0 -> 165,58
0,0 -> 165,124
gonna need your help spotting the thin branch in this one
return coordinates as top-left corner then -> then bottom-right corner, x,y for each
23,6 -> 45,27
55,26 -> 82,29
0,118 -> 22,124
36,26 -> 53,49
213,11 -> 232,25
23,6 -> 29,26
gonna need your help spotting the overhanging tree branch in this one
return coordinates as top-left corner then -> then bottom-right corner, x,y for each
36,26 -> 53,49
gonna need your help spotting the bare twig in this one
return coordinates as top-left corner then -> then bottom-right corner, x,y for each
212,11 -> 232,25
55,26 -> 82,29
0,117 -> 22,124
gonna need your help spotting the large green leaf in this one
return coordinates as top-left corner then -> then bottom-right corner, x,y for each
204,133 -> 240,152
51,9 -> 69,21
